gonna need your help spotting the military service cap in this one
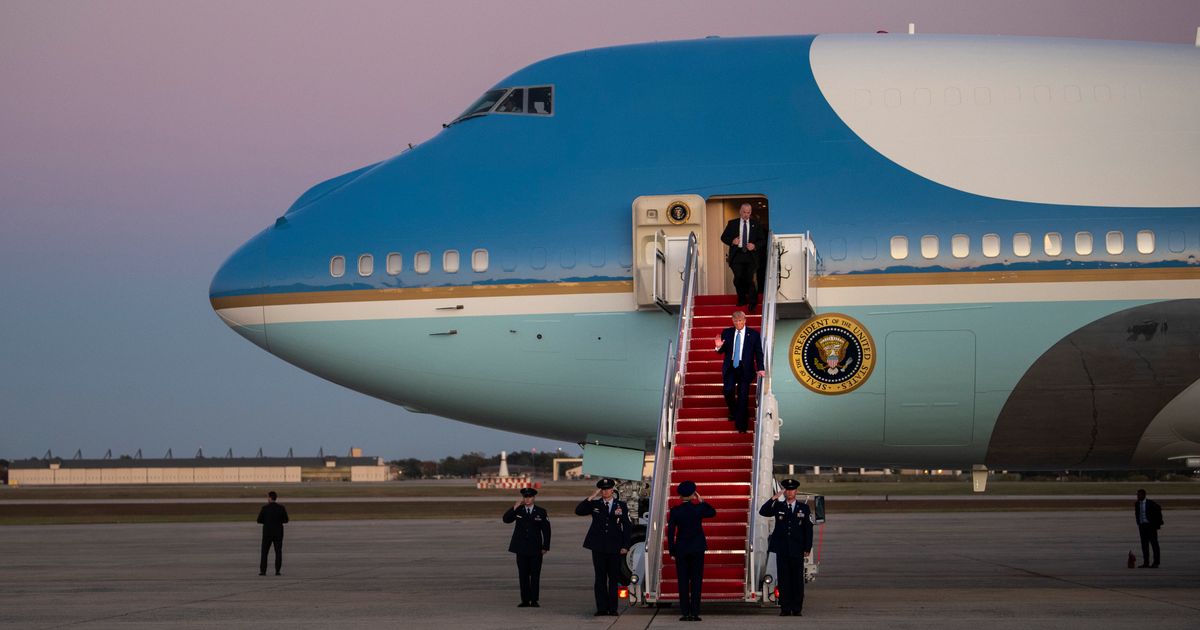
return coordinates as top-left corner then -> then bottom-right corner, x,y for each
596,478 -> 616,489
780,478 -> 800,490
519,487 -> 538,497
677,480 -> 697,496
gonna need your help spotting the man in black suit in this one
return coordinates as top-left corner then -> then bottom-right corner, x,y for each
1134,488 -> 1164,568
667,480 -> 717,622
714,311 -> 765,432
720,202 -> 767,311
574,478 -> 632,616
256,490 -> 289,576
758,479 -> 813,616
503,487 -> 551,607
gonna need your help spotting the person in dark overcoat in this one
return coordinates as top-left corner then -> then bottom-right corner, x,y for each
719,202 -> 767,311
667,480 -> 717,622
758,479 -> 812,616
256,490 -> 289,576
1134,488 -> 1164,568
574,478 -> 632,616
503,487 -> 551,606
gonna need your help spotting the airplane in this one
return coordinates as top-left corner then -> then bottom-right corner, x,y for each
210,33 -> 1200,475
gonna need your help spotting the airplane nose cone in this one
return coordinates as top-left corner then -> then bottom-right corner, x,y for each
210,228 -> 269,350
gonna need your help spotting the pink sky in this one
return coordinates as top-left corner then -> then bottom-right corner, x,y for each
1,0 -> 1198,459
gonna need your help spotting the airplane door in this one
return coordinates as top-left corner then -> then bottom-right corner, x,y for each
631,195 -> 705,309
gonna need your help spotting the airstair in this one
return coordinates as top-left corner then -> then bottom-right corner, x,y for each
632,231 -> 809,605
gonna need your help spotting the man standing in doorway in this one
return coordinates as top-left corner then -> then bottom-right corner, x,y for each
575,478 -> 632,616
257,490 -> 289,576
714,311 -> 765,432
1133,488 -> 1163,568
720,202 -> 766,311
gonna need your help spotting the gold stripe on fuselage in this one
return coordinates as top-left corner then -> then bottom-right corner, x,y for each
210,268 -> 1200,310
209,280 -> 635,310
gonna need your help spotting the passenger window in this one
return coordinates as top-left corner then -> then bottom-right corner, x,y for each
1044,233 -> 1062,256
1106,231 -> 1124,255
414,251 -> 431,274
1136,230 -> 1155,255
860,237 -> 878,260
890,236 -> 908,260
560,247 -> 576,269
829,238 -> 847,261
471,249 -> 488,272
330,256 -> 345,278
386,252 -> 403,275
358,254 -> 374,277
1168,231 -> 1185,253
494,88 -> 525,113
982,233 -> 1000,258
589,246 -> 605,268
1075,232 -> 1093,256
500,248 -> 519,272
531,247 -> 547,270
920,235 -> 938,259
443,250 -> 460,273
951,234 -> 969,258
528,86 -> 553,115
1013,233 -> 1031,257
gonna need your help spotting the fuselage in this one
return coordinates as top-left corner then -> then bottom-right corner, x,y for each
211,34 -> 1200,470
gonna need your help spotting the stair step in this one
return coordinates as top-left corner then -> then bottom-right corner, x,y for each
693,294 -> 740,306
675,432 -> 754,445
671,456 -> 752,470
659,578 -> 747,598
672,470 -> 751,484
661,534 -> 747,550
660,564 -> 747,580
672,444 -> 753,458
678,406 -> 755,419
664,497 -> 751,512
685,384 -> 754,397
675,419 -> 757,433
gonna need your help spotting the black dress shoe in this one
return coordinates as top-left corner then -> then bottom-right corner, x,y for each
1151,564 -> 1159,568
275,572 -> 281,576
1139,564 -> 1151,568
693,615 -> 702,621
780,610 -> 790,616
530,602 -> 540,607
680,616 -> 690,621
258,572 -> 266,576
595,611 -> 608,616
518,602 -> 530,607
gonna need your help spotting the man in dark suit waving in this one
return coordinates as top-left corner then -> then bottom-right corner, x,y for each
575,478 -> 632,616
759,479 -> 813,616
503,487 -> 551,607
714,311 -> 765,432
720,202 -> 767,311
667,480 -> 717,622
1134,488 -> 1164,568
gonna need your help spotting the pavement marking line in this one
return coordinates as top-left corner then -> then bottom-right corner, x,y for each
950,553 -> 1200,613
611,606 -> 657,629
40,566 -> 381,629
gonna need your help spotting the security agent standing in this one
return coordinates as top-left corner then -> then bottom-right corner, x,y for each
502,487 -> 551,607
1134,488 -> 1164,568
667,480 -> 717,622
719,202 -> 767,311
758,479 -> 813,616
575,478 -> 632,616
256,490 -> 289,576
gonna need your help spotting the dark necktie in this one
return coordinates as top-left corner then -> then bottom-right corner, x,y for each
741,219 -> 748,250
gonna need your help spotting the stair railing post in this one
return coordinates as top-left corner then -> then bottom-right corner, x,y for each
747,233 -> 783,601
644,233 -> 699,602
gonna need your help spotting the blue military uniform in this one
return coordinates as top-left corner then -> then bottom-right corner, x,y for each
667,480 -> 716,621
575,478 -> 632,615
758,480 -> 813,616
503,488 -> 551,606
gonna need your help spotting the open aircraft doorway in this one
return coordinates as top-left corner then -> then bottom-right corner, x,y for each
704,195 -> 769,297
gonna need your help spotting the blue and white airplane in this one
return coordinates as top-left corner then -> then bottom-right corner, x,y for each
211,34 -> 1200,471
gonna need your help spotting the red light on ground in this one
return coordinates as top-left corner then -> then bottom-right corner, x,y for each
619,588 -> 629,599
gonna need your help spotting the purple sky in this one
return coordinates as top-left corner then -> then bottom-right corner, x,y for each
2,0 -> 1198,461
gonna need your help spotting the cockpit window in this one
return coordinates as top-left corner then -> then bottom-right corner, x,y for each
448,85 -> 553,126
528,86 -> 552,114
458,89 -> 508,120
494,88 -> 525,113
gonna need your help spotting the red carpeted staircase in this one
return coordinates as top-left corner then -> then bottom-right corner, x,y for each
659,294 -> 761,602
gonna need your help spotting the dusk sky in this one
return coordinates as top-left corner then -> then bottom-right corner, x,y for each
2,1 -> 1198,462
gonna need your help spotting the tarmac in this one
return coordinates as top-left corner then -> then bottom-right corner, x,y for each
1,510 -> 1197,629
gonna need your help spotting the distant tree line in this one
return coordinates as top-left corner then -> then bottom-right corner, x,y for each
389,450 -> 576,479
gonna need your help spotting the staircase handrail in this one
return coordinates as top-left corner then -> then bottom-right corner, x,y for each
747,232 -> 783,599
644,232 -> 699,601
